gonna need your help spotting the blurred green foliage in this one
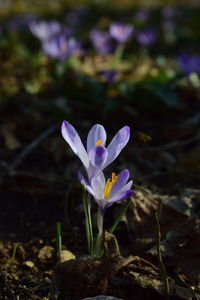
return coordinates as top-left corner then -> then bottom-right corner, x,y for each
0,0 -> 197,17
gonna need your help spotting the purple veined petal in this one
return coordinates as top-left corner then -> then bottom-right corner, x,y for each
87,163 -> 96,183
109,169 -> 130,198
61,121 -> 79,154
91,174 -> 105,200
107,190 -> 133,205
87,124 -> 107,153
107,186 -> 133,204
89,146 -> 108,168
61,121 -> 89,168
77,170 -> 94,196
115,180 -> 133,195
104,126 -> 130,168
75,135 -> 89,169
96,171 -> 106,189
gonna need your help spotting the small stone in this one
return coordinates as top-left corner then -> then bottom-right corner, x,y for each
24,261 -> 35,268
60,249 -> 75,262
38,246 -> 54,261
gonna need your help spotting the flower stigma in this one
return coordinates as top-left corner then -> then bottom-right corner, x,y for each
103,173 -> 118,199
61,43 -> 68,52
96,140 -> 103,146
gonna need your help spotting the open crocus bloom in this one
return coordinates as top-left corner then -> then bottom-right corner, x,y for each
61,121 -> 130,182
79,169 -> 133,213
29,20 -> 61,41
109,22 -> 134,43
42,36 -> 80,61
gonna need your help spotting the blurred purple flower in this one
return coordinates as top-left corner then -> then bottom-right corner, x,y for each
161,6 -> 175,19
7,14 -> 37,31
136,28 -> 157,46
90,29 -> 116,54
109,22 -> 134,43
134,8 -> 150,23
177,53 -> 200,75
66,6 -> 89,25
62,26 -> 75,38
29,20 -> 61,41
79,169 -> 133,213
61,121 -> 130,183
42,35 -> 80,60
101,70 -> 117,83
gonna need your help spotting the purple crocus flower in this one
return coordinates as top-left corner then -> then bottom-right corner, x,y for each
134,8 -> 150,23
29,20 -> 61,41
161,6 -> 175,19
66,6 -> 89,26
61,121 -> 130,183
62,26 -> 75,38
136,29 -> 157,46
176,53 -> 200,75
90,29 -> 116,54
101,70 -> 117,83
109,22 -> 134,43
79,169 -> 133,213
42,35 -> 80,60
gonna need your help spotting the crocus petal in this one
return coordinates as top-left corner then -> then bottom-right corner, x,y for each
108,180 -> 133,202
104,126 -> 130,168
61,121 -> 89,169
91,174 -> 105,200
109,169 -> 130,197
77,170 -> 94,196
96,171 -> 106,188
87,163 -> 96,183
115,180 -> 133,195
87,124 -> 107,153
89,146 -> 108,168
61,121 -> 79,154
75,135 -> 89,169
107,186 -> 133,204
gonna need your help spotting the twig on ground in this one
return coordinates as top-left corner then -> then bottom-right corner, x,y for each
2,170 -> 67,184
155,199 -> 170,300
150,133 -> 200,152
8,124 -> 59,171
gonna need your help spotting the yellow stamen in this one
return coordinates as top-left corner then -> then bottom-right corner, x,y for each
96,140 -> 103,146
103,173 -> 118,199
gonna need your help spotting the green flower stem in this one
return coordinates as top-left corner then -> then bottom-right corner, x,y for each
94,207 -> 104,255
109,198 -> 132,234
82,185 -> 94,255
67,55 -> 80,70
56,222 -> 62,262
112,43 -> 124,70
11,243 -> 19,260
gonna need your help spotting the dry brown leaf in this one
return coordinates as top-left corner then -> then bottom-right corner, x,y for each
1,123 -> 21,150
